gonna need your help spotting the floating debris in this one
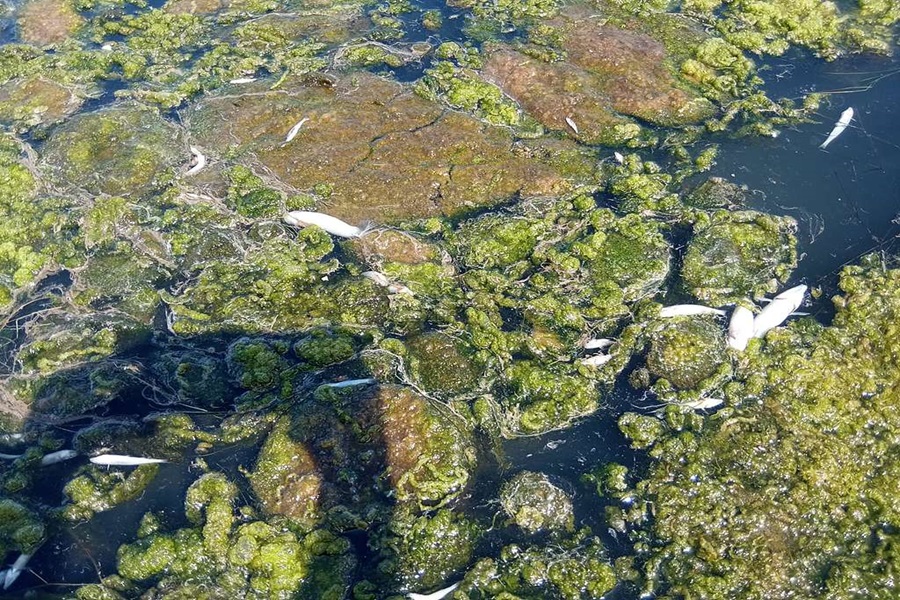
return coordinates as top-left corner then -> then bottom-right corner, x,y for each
283,211 -> 364,238
185,146 -> 206,176
659,304 -> 726,318
819,107 -> 853,149
408,581 -> 460,600
565,116 -> 579,134
284,117 -> 309,144
89,454 -> 168,466
752,284 -> 807,338
727,305 -> 754,351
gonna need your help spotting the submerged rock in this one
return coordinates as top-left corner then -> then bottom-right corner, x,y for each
500,471 -> 574,534
187,73 -> 570,224
0,77 -> 82,131
17,0 -> 82,46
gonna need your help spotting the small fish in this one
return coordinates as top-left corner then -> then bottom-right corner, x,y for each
89,454 -> 167,466
362,271 -> 391,287
659,304 -> 726,318
565,116 -> 579,134
613,151 -> 625,164
185,146 -> 206,176
408,582 -> 460,600
683,397 -> 724,411
229,77 -> 257,84
284,117 -> 310,144
40,449 -> 78,465
283,211 -> 363,238
752,284 -> 807,338
819,107 -> 854,149
581,354 -> 613,367
322,378 -> 376,388
727,305 -> 754,351
3,553 -> 31,590
583,338 -> 614,350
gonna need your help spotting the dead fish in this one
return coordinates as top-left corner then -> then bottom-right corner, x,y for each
362,271 -> 390,286
322,378 -> 376,388
752,284 -> 807,338
659,304 -> 726,318
284,117 -> 309,144
185,146 -> 206,176
89,454 -> 167,466
727,305 -> 754,351
683,397 -> 724,411
284,211 -> 363,238
581,354 -> 613,367
2,553 -> 31,590
408,582 -> 460,600
0,453 -> 21,460
40,449 -> 78,465
565,116 -> 579,134
229,77 -> 257,84
819,107 -> 854,149
583,338 -> 614,350
613,151 -> 625,164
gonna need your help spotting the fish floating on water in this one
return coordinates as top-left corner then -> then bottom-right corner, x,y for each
2,553 -> 31,590
362,271 -> 413,295
408,581 -> 460,600
284,117 -> 309,144
751,284 -> 807,339
819,107 -> 854,150
727,305 -> 754,351
322,378 -> 376,388
659,304 -> 726,318
565,116 -> 579,134
185,146 -> 207,176
283,211 -> 364,238
90,454 -> 167,466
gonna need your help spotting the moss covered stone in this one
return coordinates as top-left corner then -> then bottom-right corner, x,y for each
405,332 -> 481,395
645,315 -> 727,390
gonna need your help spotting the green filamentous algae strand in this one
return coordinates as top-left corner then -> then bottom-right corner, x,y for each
0,0 -> 898,598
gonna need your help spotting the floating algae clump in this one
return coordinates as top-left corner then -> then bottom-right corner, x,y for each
0,498 -> 45,556
645,315 -> 727,390
500,471 -> 574,534
41,104 -> 183,198
620,256 -> 900,598
681,210 -> 797,305
62,464 -> 160,521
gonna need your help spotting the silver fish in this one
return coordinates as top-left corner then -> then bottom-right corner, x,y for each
408,582 -> 460,600
752,285 -> 807,338
3,553 -> 31,590
89,454 -> 167,466
283,211 -> 363,238
659,304 -> 726,318
727,305 -> 755,351
819,107 -> 854,149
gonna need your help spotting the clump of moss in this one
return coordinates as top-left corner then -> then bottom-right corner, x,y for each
226,338 -> 290,392
224,166 -> 284,219
645,315 -> 728,390
500,471 -> 574,534
0,498 -> 45,557
501,361 -> 598,435
681,210 -> 797,305
405,331 -> 481,395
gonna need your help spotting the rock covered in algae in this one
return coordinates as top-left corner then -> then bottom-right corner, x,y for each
405,331 -> 481,396
681,210 -> 797,305
41,104 -> 185,198
62,464 -> 160,522
0,498 -> 45,557
618,256 -> 900,598
187,72 -> 570,224
0,77 -> 82,132
481,6 -> 715,145
500,471 -> 574,534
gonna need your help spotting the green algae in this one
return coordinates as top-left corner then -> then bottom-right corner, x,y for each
645,315 -> 728,390
681,210 -> 798,305
0,498 -> 45,556
62,464 -> 159,521
500,471 -> 574,534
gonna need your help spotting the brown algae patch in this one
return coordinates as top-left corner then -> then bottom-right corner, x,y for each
0,77 -> 82,132
187,73 -> 570,224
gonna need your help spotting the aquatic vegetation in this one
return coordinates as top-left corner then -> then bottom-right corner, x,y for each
62,464 -> 160,521
0,499 -> 45,557
681,210 -> 798,305
499,470 -> 574,534
616,257 -> 900,597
